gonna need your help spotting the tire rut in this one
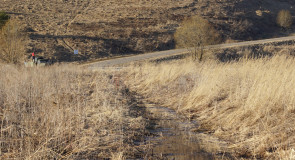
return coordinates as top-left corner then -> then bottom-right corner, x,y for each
125,90 -> 221,160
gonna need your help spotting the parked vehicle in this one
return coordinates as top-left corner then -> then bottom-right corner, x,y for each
24,57 -> 52,67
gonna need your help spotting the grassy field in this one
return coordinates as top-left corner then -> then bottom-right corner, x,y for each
0,64 -> 145,159
2,44 -> 295,159
124,53 -> 295,159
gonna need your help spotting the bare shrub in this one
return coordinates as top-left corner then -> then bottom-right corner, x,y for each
174,15 -> 220,61
0,19 -> 27,64
277,10 -> 293,29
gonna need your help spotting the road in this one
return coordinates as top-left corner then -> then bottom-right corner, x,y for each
85,35 -> 295,68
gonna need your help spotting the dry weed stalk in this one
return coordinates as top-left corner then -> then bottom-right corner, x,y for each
125,54 -> 295,159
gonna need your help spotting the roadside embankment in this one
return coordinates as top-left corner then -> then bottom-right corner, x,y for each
124,54 -> 295,159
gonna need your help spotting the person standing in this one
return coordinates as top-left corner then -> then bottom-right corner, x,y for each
32,52 -> 35,62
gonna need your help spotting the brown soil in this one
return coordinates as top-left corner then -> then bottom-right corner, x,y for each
1,0 -> 295,62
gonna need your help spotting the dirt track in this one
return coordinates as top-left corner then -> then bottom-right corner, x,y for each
86,35 -> 295,68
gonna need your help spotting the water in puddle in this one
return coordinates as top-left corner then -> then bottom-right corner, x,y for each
141,105 -> 215,160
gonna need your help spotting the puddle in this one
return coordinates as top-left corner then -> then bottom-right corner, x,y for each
139,104 -> 216,160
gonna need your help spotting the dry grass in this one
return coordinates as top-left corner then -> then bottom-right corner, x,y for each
0,64 -> 144,159
125,54 -> 295,159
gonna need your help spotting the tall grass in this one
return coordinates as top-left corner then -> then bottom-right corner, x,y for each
0,64 -> 144,159
125,55 -> 295,158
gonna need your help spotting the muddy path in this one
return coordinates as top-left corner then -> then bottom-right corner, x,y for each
125,90 -> 232,160
142,103 -> 215,159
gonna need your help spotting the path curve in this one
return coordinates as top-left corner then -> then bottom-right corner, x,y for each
86,35 -> 295,68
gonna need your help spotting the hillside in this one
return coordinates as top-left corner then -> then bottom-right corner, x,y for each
1,0 -> 295,62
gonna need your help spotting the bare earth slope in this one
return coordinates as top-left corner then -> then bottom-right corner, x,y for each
1,0 -> 295,62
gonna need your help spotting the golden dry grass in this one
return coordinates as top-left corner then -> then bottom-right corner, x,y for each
125,54 -> 295,159
0,64 -> 144,159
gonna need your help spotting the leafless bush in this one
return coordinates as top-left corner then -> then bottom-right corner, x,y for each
174,15 -> 220,61
277,10 -> 293,29
0,19 -> 27,64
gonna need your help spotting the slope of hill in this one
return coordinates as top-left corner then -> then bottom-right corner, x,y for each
1,0 -> 295,62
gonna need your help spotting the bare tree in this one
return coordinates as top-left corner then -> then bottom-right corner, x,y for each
277,10 -> 293,30
174,15 -> 220,61
0,19 -> 27,64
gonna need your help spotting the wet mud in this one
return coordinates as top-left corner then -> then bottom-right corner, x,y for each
142,104 -> 215,160
126,91 -> 223,160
